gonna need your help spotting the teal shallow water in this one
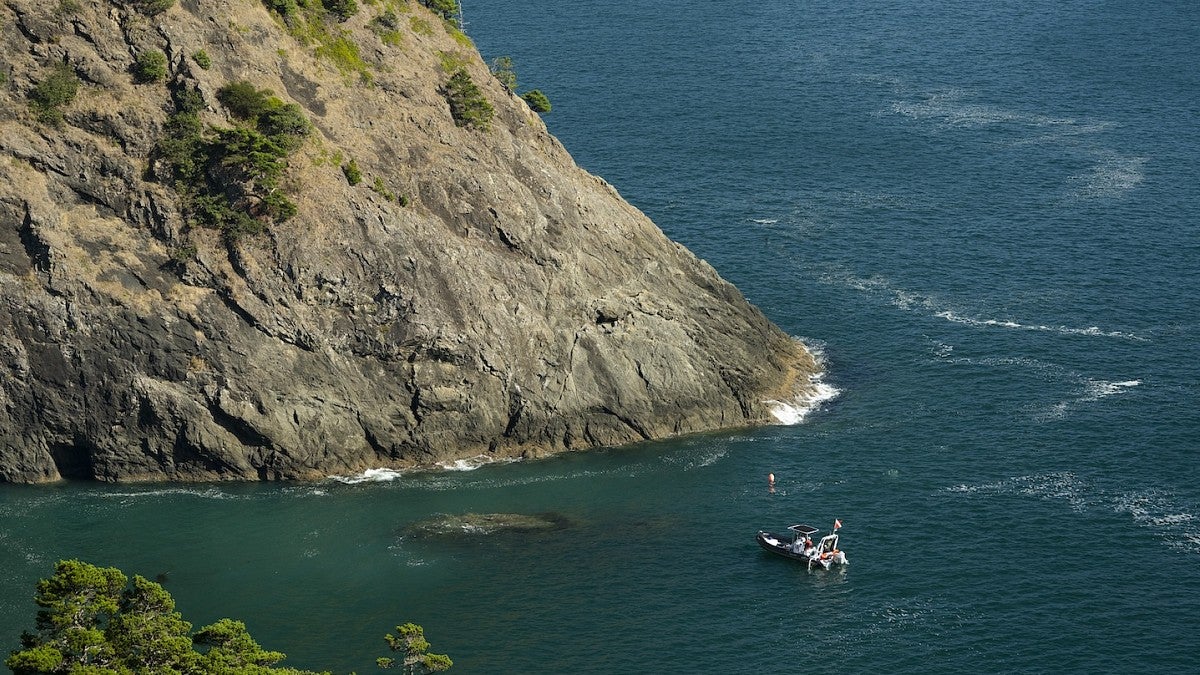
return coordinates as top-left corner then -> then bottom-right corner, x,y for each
3,0 -> 1199,671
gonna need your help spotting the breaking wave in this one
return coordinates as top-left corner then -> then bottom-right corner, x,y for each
329,468 -> 406,484
438,455 -> 521,472
766,338 -> 840,425
329,455 -> 523,483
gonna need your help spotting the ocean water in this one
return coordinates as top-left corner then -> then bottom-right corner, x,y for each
2,0 -> 1199,671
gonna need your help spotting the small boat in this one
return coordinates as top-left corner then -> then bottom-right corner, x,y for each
756,522 -> 848,570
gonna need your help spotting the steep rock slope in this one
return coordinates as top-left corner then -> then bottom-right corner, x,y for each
0,0 -> 817,482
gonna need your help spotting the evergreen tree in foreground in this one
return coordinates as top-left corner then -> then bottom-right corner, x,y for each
377,623 -> 452,674
7,560 -> 450,674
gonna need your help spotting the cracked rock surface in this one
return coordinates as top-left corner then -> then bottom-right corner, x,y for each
0,0 -> 816,483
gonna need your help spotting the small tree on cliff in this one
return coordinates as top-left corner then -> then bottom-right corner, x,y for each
419,0 -> 460,27
377,623 -> 452,674
442,70 -> 493,131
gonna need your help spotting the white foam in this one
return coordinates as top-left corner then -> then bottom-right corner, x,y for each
1112,490 -> 1200,555
437,455 -> 521,472
947,473 -> 1200,555
1068,154 -> 1147,201
818,268 -> 1147,341
888,89 -> 1074,130
767,381 -> 839,425
1084,379 -> 1141,400
766,338 -> 840,425
935,311 -> 1147,341
885,84 -> 1146,202
932,342 -> 954,358
98,487 -> 235,500
750,218 -> 778,224
329,467 -> 406,484
663,443 -> 729,470
1038,378 -> 1141,421
944,471 -> 1090,512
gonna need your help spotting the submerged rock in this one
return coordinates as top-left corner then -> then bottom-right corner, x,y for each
405,512 -> 573,538
0,0 -> 818,483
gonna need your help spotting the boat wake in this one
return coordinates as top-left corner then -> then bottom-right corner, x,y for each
96,487 -> 239,501
935,310 -> 1147,341
934,350 -> 1142,421
820,268 -> 1147,341
884,84 -> 1145,202
1038,378 -> 1141,421
1066,153 -> 1147,202
947,471 -> 1200,555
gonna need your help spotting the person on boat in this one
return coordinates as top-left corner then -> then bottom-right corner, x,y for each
802,537 -> 814,556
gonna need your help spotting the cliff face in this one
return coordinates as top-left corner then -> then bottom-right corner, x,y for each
0,0 -> 817,483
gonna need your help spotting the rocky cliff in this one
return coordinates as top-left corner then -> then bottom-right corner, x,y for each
0,0 -> 818,483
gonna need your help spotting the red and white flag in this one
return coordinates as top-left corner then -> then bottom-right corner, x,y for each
833,519 -> 842,530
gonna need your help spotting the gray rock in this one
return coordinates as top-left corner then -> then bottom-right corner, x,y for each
0,0 -> 818,483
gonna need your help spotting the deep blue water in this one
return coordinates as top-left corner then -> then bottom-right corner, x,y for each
2,1 -> 1199,672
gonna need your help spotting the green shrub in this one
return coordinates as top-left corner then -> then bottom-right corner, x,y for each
490,56 -> 516,91
192,49 -> 212,70
419,0 -> 459,26
172,86 -> 205,115
28,62 -> 79,125
443,69 -> 493,130
372,7 -> 399,29
155,82 -> 311,243
263,0 -> 373,82
370,176 -> 395,201
263,0 -> 300,22
217,81 -> 313,139
522,89 -> 551,113
370,9 -> 403,45
133,50 -> 168,83
258,103 -> 311,151
169,244 -> 198,264
131,0 -> 175,15
313,31 -> 370,78
409,15 -> 433,36
342,159 -> 362,185
437,50 -> 469,74
322,0 -> 358,21
448,25 -> 472,48
217,81 -> 275,120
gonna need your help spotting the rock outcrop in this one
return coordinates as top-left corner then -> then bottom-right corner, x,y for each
0,0 -> 817,483
404,512 -> 573,538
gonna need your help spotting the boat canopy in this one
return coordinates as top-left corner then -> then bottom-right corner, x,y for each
787,524 -> 820,536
